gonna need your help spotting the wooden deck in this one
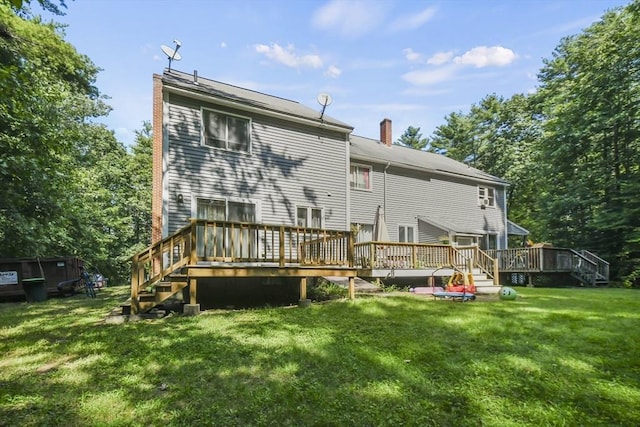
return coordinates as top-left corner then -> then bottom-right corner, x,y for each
130,220 -> 357,314
130,220 -> 609,313
487,247 -> 609,286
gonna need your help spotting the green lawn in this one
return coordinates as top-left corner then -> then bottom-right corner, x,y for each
1,286 -> 639,426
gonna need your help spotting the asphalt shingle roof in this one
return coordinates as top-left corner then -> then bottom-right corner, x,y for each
162,69 -> 353,131
349,134 -> 508,185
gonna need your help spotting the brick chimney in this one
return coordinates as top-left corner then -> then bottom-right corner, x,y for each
380,118 -> 392,147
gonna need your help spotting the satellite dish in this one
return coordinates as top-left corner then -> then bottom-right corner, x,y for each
317,92 -> 332,120
160,40 -> 182,72
317,92 -> 332,107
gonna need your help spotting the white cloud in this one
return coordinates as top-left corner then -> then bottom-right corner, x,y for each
311,0 -> 385,38
427,51 -> 454,65
220,42 -> 227,48
403,48 -> 423,62
255,43 -> 323,68
390,6 -> 437,31
454,46 -> 516,68
402,64 -> 458,86
324,65 -> 342,78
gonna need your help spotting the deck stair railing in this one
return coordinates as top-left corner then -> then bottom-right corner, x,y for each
580,250 -> 610,284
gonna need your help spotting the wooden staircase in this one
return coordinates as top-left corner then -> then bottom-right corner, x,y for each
136,274 -> 189,313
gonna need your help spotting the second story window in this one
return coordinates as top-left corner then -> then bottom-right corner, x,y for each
350,164 -> 371,190
478,186 -> 495,208
202,108 -> 251,153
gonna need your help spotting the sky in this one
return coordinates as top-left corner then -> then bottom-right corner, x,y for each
38,0 -> 631,146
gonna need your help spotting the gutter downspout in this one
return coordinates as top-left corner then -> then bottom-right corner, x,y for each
503,186 -> 508,249
383,161 -> 391,214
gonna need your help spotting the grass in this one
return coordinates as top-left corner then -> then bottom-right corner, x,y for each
0,286 -> 639,426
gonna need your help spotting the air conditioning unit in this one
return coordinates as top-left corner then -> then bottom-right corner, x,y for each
481,199 -> 491,208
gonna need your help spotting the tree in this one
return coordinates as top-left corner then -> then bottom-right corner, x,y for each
125,121 -> 153,252
395,126 -> 428,150
534,1 -> 640,284
428,94 -> 543,236
5,0 -> 67,15
0,3 -> 107,258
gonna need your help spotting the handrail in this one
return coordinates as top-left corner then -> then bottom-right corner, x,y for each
353,242 -> 499,285
353,241 -> 453,269
580,250 -> 610,282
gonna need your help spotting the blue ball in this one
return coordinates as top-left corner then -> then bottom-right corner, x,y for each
499,286 -> 517,300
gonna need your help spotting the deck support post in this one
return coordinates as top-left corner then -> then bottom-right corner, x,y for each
300,277 -> 307,300
298,277 -> 311,307
348,276 -> 355,300
189,277 -> 197,305
184,277 -> 200,316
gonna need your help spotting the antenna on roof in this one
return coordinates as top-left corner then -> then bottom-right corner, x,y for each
160,39 -> 182,72
317,92 -> 332,121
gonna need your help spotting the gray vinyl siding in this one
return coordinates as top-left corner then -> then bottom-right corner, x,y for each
164,93 -> 348,235
418,221 -> 446,243
350,163 -> 507,246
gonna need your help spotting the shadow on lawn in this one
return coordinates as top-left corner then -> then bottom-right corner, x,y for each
1,288 -> 639,426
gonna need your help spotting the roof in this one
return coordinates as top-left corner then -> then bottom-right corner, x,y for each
350,135 -> 508,185
417,216 -> 497,236
507,220 -> 529,236
161,69 -> 353,132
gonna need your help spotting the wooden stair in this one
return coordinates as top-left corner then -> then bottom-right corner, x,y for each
137,274 -> 188,313
470,271 -> 500,294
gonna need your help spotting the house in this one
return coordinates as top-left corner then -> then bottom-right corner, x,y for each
349,119 -> 512,250
152,69 -> 353,241
132,68 -> 606,314
152,69 -> 515,251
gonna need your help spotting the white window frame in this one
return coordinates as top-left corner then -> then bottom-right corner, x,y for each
192,195 -> 262,223
350,163 -> 372,191
398,224 -> 415,243
201,107 -> 252,154
454,235 -> 478,247
478,186 -> 495,208
296,206 -> 324,229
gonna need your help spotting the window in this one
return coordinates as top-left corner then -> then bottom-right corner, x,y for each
481,234 -> 497,251
202,108 -> 251,153
350,164 -> 371,190
196,198 -> 257,223
398,225 -> 415,243
296,207 -> 323,228
454,236 -> 476,246
478,186 -> 495,207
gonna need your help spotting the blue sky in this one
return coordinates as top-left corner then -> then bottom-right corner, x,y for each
41,0 -> 630,145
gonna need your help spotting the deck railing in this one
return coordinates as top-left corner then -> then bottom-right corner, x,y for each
131,219 -> 354,301
353,242 -> 497,282
353,242 -> 452,269
487,247 -> 609,286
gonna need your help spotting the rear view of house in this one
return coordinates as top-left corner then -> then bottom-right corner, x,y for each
128,68 -> 607,315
